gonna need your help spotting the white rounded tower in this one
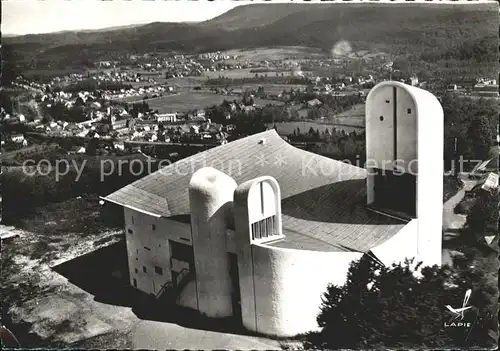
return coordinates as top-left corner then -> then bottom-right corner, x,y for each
365,81 -> 444,267
189,167 -> 237,317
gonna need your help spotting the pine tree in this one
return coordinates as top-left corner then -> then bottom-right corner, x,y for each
468,116 -> 494,162
461,191 -> 498,244
304,253 -> 497,349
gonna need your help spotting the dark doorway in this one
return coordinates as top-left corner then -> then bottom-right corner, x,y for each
169,240 -> 195,290
170,240 -> 194,265
228,253 -> 242,324
373,169 -> 416,217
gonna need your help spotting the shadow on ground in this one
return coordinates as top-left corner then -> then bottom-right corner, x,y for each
51,240 -> 258,338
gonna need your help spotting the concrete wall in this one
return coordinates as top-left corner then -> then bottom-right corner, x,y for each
366,82 -> 418,204
413,86 -> 444,267
250,243 -> 363,337
371,219 -> 419,267
189,167 -> 237,318
366,84 -> 396,171
177,279 -> 198,310
395,87 -> 418,173
123,207 -> 197,309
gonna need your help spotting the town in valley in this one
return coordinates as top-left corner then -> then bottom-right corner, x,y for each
1,2 -> 498,350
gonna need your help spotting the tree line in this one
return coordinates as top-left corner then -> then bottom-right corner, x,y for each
442,93 -> 497,171
204,75 -> 310,87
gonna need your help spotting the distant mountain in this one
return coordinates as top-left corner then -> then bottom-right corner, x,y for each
201,3 -> 305,31
4,23 -> 146,37
3,3 -> 497,70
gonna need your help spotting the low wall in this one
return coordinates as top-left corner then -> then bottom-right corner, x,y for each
370,219 -> 418,266
248,243 -> 363,337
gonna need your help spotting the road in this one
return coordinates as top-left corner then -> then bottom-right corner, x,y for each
442,176 -> 478,266
12,82 -> 44,95
442,187 -> 467,235
442,176 -> 477,234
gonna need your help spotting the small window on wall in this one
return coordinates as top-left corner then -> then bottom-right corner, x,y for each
143,266 -> 147,273
133,278 -> 137,287
132,216 -> 135,224
154,266 -> 163,275
135,268 -> 138,274
407,108 -> 412,114
152,224 -> 156,231
385,100 -> 390,103
127,228 -> 133,234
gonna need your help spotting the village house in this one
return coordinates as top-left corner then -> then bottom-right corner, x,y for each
196,110 -> 206,119
334,82 -> 345,90
406,75 -> 419,87
307,98 -> 322,107
103,82 -> 444,337
471,172 -> 499,195
10,134 -> 26,144
112,119 -> 129,131
157,113 -> 177,123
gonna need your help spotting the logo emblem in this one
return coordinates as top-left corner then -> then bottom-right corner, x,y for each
446,289 -> 472,322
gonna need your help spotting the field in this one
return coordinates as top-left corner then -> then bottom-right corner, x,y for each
202,68 -> 295,80
138,92 -> 283,113
222,46 -> 327,61
333,103 -> 365,127
165,76 -> 207,87
272,103 -> 366,135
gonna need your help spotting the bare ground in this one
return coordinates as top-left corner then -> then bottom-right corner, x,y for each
1,195 -> 282,350
2,225 -> 127,346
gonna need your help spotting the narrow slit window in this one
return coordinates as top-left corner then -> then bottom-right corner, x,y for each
144,246 -> 151,251
407,108 -> 412,114
152,224 -> 156,231
135,268 -> 138,274
133,278 -> 137,287
131,217 -> 134,224
143,266 -> 147,273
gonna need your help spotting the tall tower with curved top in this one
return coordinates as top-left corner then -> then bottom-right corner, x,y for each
189,167 -> 237,317
366,81 -> 444,267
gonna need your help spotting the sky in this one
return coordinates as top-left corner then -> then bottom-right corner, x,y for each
2,0 -> 241,35
3,0 -> 496,36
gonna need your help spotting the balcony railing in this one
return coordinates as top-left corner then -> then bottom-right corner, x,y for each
251,215 -> 277,240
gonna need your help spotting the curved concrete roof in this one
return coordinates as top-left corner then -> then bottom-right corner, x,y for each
105,130 -> 405,252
